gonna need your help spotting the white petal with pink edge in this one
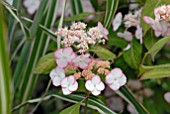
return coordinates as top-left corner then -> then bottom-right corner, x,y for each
52,76 -> 62,87
92,75 -> 101,84
96,82 -> 105,91
57,58 -> 68,68
109,82 -> 120,91
112,12 -> 122,31
68,82 -> 78,92
67,75 -> 75,84
62,87 -> 71,95
118,75 -> 127,86
61,78 -> 68,88
92,88 -> 101,96
54,48 -> 63,59
85,80 -> 95,91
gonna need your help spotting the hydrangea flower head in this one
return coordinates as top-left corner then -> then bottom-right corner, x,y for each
54,47 -> 76,68
106,68 -> 127,91
85,75 -> 105,96
72,54 -> 92,69
61,75 -> 78,95
50,67 -> 65,86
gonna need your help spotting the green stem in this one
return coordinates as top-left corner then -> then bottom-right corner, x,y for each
84,93 -> 89,114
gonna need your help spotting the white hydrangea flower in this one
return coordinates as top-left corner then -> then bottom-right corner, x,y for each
112,12 -> 122,31
85,75 -> 105,96
54,47 -> 76,68
23,0 -> 41,15
61,75 -> 78,95
105,68 -> 127,91
50,67 -> 65,86
72,54 -> 92,69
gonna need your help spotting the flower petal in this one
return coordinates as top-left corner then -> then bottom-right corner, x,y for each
92,75 -> 101,84
61,77 -> 68,88
54,48 -> 63,59
57,58 -> 68,68
109,82 -> 120,91
56,67 -> 65,78
112,12 -> 122,31
135,26 -> 143,44
62,87 -> 71,95
79,62 -> 88,69
49,68 -> 57,79
96,82 -> 105,91
92,88 -> 101,96
63,47 -> 73,57
118,74 -> 127,86
111,68 -> 123,78
52,76 -> 61,86
69,81 -> 78,92
67,75 -> 75,84
85,80 -> 94,91
123,31 -> 133,42
105,73 -> 114,84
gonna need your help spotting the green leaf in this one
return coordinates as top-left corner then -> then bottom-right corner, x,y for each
13,94 -> 117,114
0,6 -> 12,114
90,45 -> 116,60
139,64 -> 170,80
143,30 -> 158,50
147,36 -> 170,61
59,103 -> 81,114
141,0 -> 170,36
34,53 -> 56,74
123,38 -> 142,69
117,86 -> 149,114
77,78 -> 86,93
107,30 -> 128,49
64,12 -> 93,21
104,0 -> 119,29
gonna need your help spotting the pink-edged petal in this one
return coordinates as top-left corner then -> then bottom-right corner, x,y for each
109,83 -> 120,91
111,68 -> 123,78
118,74 -> 127,86
61,77 -> 68,88
67,75 -> 75,84
79,62 -> 88,69
105,73 -> 114,84
62,87 -> 71,95
98,22 -> 104,29
52,76 -> 62,86
143,16 -> 162,32
69,81 -> 78,92
54,48 -> 63,59
85,80 -> 95,91
91,88 -> 101,96
135,26 -> 143,44
63,47 -> 73,56
154,31 -> 161,37
92,75 -> 101,84
56,67 -> 65,77
103,28 -> 109,35
160,20 -> 168,36
112,12 -> 122,31
49,69 -> 57,79
164,92 -> 170,104
69,52 -> 77,61
96,82 -> 105,91
123,31 -> 133,42
57,58 -> 68,68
